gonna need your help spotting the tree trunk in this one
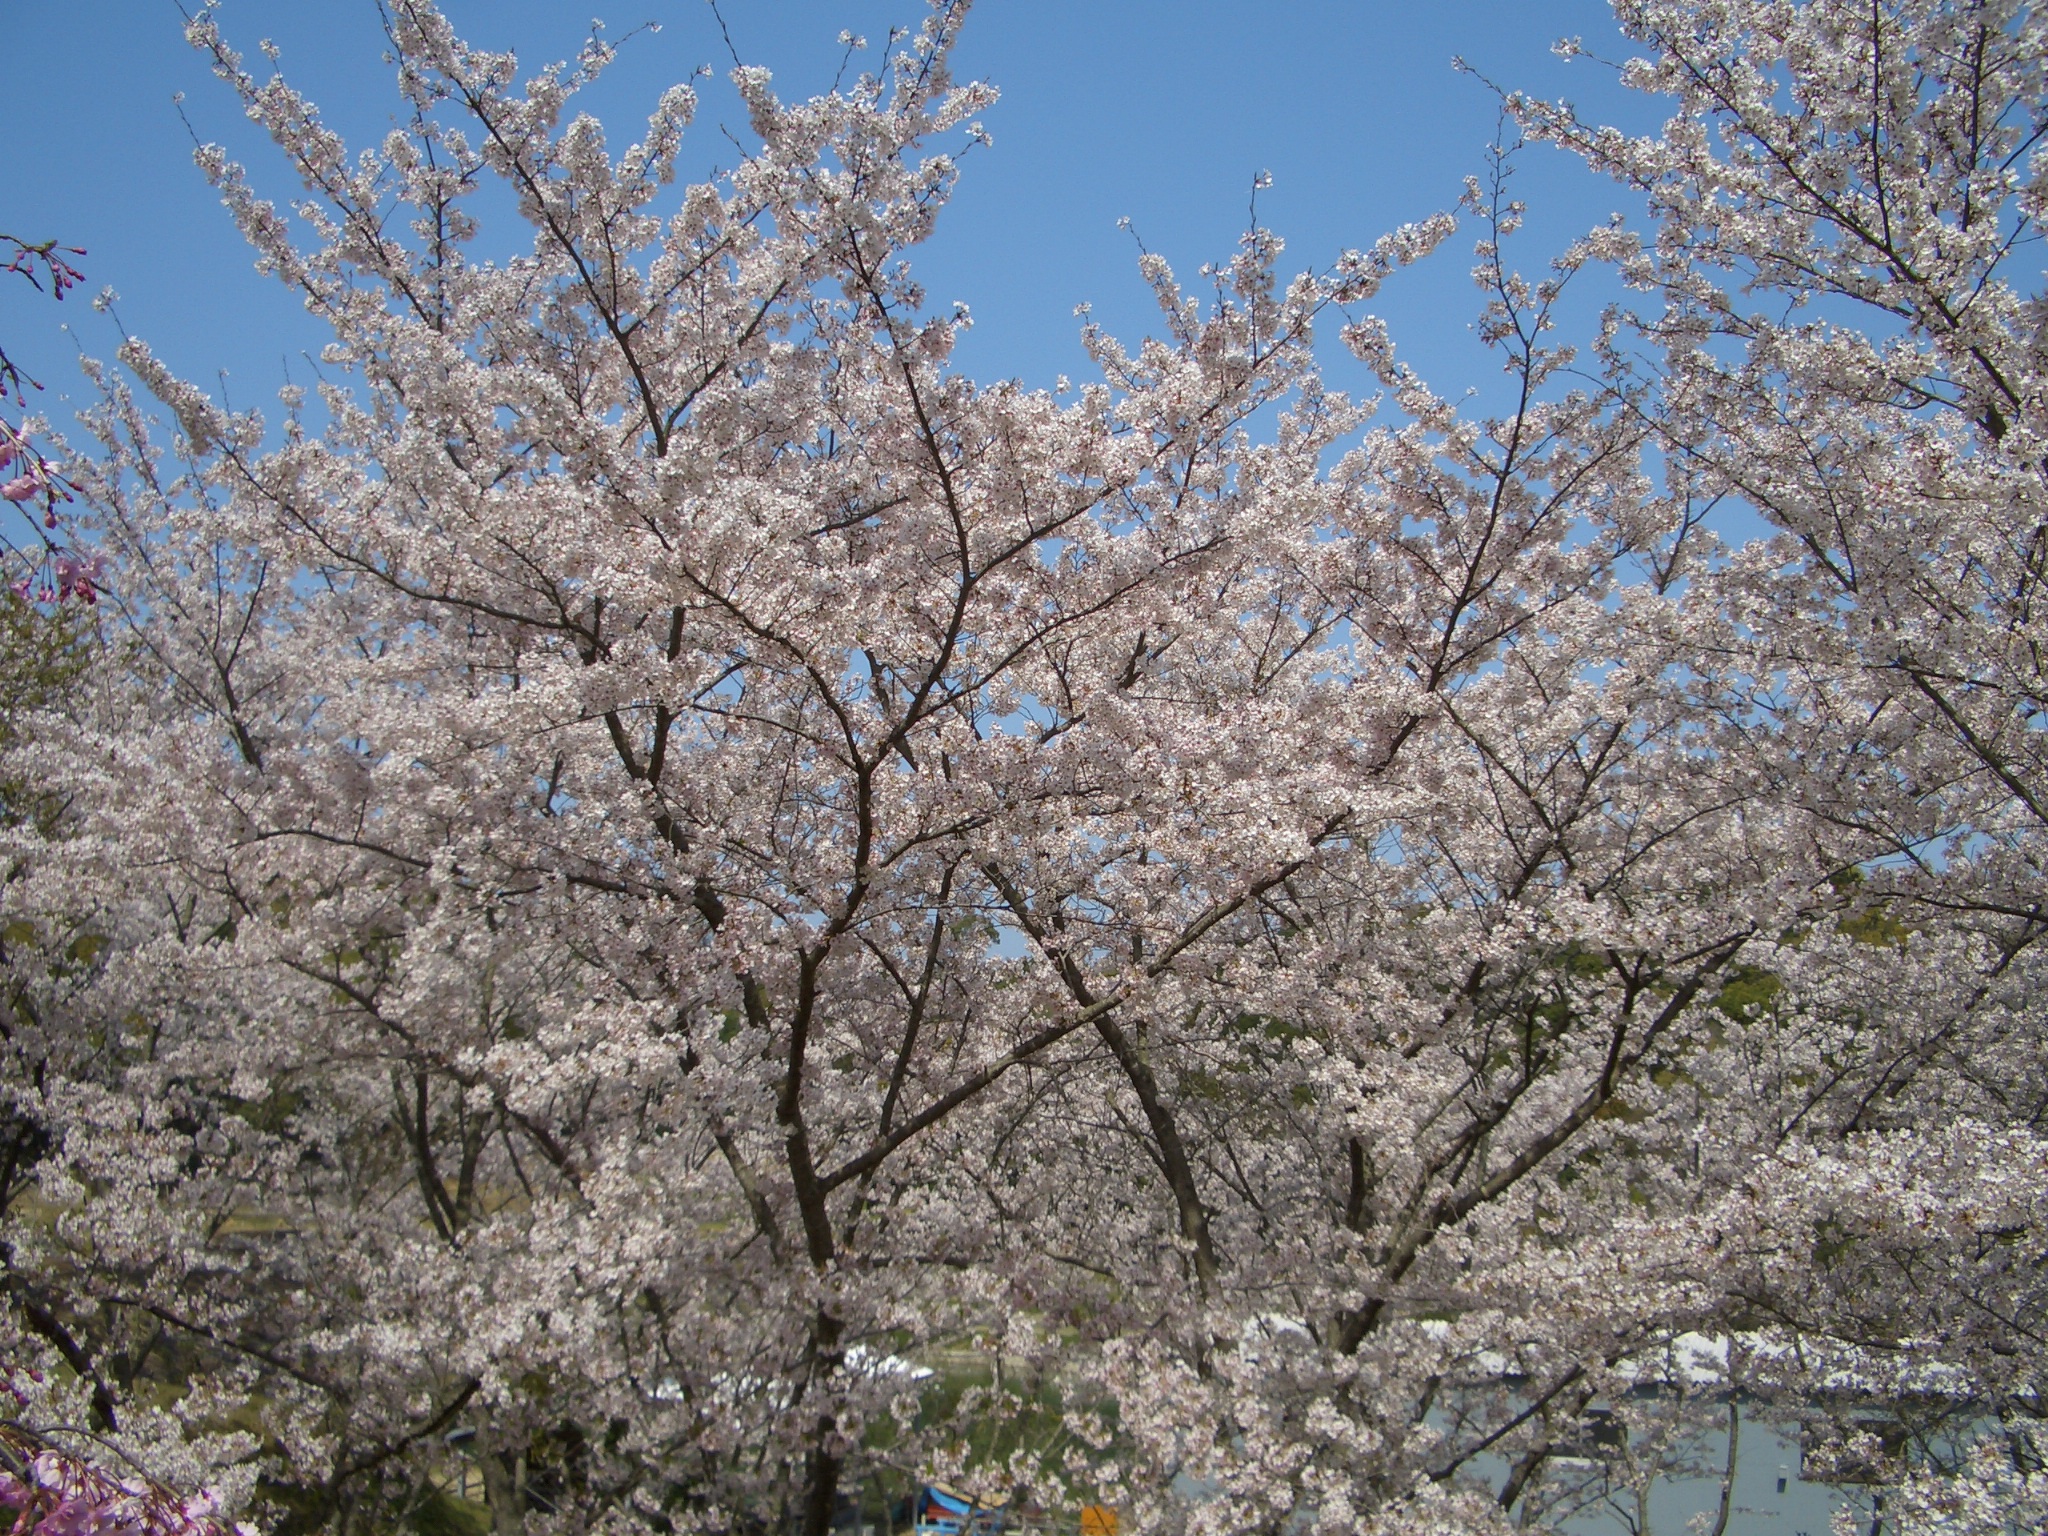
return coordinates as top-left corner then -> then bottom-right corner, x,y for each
479,1445 -> 526,1536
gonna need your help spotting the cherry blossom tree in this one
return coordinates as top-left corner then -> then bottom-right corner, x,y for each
1505,0 -> 2048,1509
2,1 -> 2043,1534
1075,0 -> 2048,1524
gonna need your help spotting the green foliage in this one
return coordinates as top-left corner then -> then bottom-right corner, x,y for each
410,1487 -> 493,1536
1713,964 -> 1784,1022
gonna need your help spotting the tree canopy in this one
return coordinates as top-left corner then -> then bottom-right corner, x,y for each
3,2 -> 2045,1533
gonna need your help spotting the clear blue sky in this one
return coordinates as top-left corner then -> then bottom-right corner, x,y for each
2,0 -> 1659,428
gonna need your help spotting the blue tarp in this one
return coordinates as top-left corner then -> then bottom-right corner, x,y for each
922,1488 -> 973,1517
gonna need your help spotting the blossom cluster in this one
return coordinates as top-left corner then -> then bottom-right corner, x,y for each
0,1425 -> 242,1536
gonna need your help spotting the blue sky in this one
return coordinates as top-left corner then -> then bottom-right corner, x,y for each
2,0 -> 1661,429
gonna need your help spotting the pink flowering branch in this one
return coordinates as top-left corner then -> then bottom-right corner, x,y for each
0,234 -> 93,602
0,237 -> 86,406
0,1422 -> 243,1536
